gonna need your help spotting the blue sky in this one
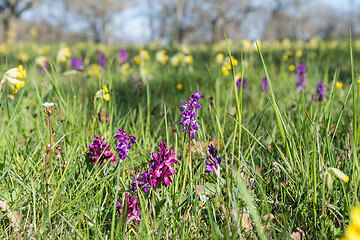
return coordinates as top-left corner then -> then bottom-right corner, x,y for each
21,0 -> 356,43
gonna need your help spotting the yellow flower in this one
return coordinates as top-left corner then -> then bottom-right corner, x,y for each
342,206 -> 360,240
358,76 -> 360,85
57,47 -> 71,63
139,50 -> 150,60
176,83 -> 183,90
155,50 -> 169,65
134,55 -> 141,65
221,67 -> 230,76
17,50 -> 30,63
121,63 -> 131,77
216,53 -> 224,64
35,56 -> 48,67
235,73 -> 241,79
295,49 -> 303,57
170,53 -> 184,67
329,168 -> 349,183
289,65 -> 295,71
336,82 -> 343,89
283,55 -> 288,61
95,86 -> 110,101
184,55 -> 193,65
88,64 -> 100,77
0,65 -> 27,94
1,44 -> 8,55
351,206 -> 360,229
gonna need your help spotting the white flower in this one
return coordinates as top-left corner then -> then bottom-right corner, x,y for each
42,102 -> 54,108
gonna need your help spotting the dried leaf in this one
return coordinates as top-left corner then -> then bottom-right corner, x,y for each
291,227 -> 305,240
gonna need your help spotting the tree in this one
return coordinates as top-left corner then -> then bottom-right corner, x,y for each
63,0 -> 126,43
0,0 -> 42,42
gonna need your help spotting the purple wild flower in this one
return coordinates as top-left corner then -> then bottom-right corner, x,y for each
131,171 -> 151,193
114,128 -> 136,161
148,142 -> 180,190
248,178 -> 255,191
117,193 -> 142,224
98,53 -> 107,68
39,61 -> 48,75
118,48 -> 128,63
87,136 -> 116,164
132,75 -> 138,84
70,57 -> 84,70
296,63 -> 307,91
180,91 -> 201,139
236,76 -> 247,89
205,144 -> 221,176
261,76 -> 270,92
315,81 -> 326,102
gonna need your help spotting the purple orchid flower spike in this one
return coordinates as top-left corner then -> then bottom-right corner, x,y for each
87,137 -> 116,164
205,144 -> 221,177
180,91 -> 201,139
148,142 -> 180,190
296,63 -> 307,92
114,128 -> 136,161
117,193 -> 142,224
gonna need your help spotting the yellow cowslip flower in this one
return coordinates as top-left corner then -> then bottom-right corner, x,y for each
57,47 -> 71,63
283,55 -> 288,61
121,63 -> 131,77
289,65 -> 295,71
88,64 -> 100,77
336,82 -> 343,89
176,83 -> 183,90
17,50 -> 30,63
95,85 -> 110,101
225,63 -> 231,70
134,55 -> 141,65
0,65 -> 27,94
216,53 -> 224,64
235,73 -> 241,79
139,50 -> 150,60
170,53 -> 184,67
155,50 -> 169,65
221,67 -> 230,76
184,55 -> 193,65
342,206 -> 360,240
35,56 -> 48,67
329,167 -> 349,183
358,76 -> 360,85
1,44 -> 7,55
295,49 -> 303,57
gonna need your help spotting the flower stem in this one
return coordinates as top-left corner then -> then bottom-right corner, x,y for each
48,115 -> 53,196
44,153 -> 49,208
188,129 -> 192,190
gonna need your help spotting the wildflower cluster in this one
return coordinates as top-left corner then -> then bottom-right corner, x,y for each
220,56 -> 238,76
296,63 -> 307,91
156,50 -> 169,65
0,65 -> 27,94
117,193 -> 142,224
148,142 -> 180,189
87,137 -> 116,164
71,57 -> 84,71
314,81 -> 326,102
261,76 -> 270,92
236,73 -> 247,89
180,91 -> 201,139
341,205 -> 360,240
118,48 -> 128,63
95,85 -> 111,101
205,144 -> 221,177
114,128 -> 136,161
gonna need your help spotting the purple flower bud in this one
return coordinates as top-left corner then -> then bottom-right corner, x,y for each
114,128 -> 136,161
180,91 -> 201,139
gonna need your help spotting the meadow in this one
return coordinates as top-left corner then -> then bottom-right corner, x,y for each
1,37 -> 360,239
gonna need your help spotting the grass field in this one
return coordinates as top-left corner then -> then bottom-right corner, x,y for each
0,37 -> 360,239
